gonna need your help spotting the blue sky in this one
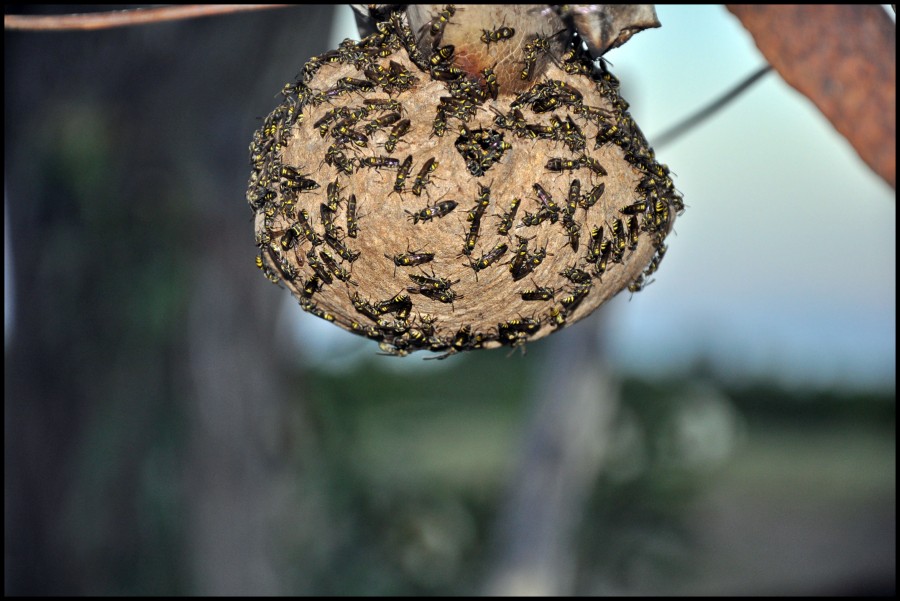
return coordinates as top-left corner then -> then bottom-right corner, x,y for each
286,5 -> 895,389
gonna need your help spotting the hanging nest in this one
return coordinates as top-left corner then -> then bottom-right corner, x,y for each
247,6 -> 683,357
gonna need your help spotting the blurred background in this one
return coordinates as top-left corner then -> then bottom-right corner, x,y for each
5,4 -> 895,595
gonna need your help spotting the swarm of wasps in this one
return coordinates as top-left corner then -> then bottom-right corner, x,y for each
247,5 -> 682,358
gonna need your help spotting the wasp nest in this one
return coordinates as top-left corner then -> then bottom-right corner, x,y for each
247,6 -> 682,357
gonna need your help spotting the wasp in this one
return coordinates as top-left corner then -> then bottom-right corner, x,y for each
626,215 -> 640,251
533,183 -> 560,213
350,291 -> 380,321
335,129 -> 369,149
520,40 -> 540,81
406,200 -> 458,224
408,271 -> 457,291
306,249 -> 334,285
278,224 -> 301,251
510,246 -> 547,281
520,208 -> 557,227
324,231 -> 360,263
492,107 -> 527,133
363,63 -> 390,86
575,104 -> 613,123
376,291 -> 413,316
434,324 -> 472,358
467,183 -> 491,220
481,66 -> 499,100
431,64 -> 464,81
350,320 -> 383,340
546,157 -> 580,172
644,243 -> 667,277
393,155 -> 414,194
532,95 -> 560,113
580,182 -> 605,210
566,179 -> 581,214
300,56 -> 324,83
405,327 -> 429,347
497,322 -> 533,348
385,248 -> 436,276
390,11 -> 428,70
429,44 -> 455,67
507,235 -> 531,275
378,341 -> 410,357
620,199 -> 648,215
546,80 -> 583,103
561,265 -> 592,285
561,283 -> 592,314
610,217 -> 625,240
385,60 -> 418,94
325,178 -> 343,211
496,197 -> 522,236
255,252 -> 281,285
431,109 -> 448,137
559,116 -> 586,152
384,118 -> 411,153
418,287 -> 461,306
522,122 -> 557,140
577,155 -> 607,176
501,316 -> 541,336
318,249 -> 355,283
363,98 -> 403,114
561,213 -> 580,252
429,5 -> 456,45
481,26 -> 515,45
592,243 -> 611,278
294,208 -> 323,246
300,298 -> 336,323
360,156 -> 401,171
336,77 -> 375,93
461,210 -> 484,257
301,275 -> 323,298
510,87 -> 542,109
345,194 -> 360,238
411,157 -> 438,196
323,145 -> 355,175
520,34 -> 552,81
548,306 -> 566,328
608,220 -> 627,263
319,203 -> 338,237
627,274 -> 654,298
321,47 -> 346,63
584,225 -> 605,264
332,113 -> 365,136
280,167 -> 319,192
560,47 -> 589,75
363,111 -> 402,135
469,242 -> 508,273
521,282 -> 555,301
595,120 -> 621,148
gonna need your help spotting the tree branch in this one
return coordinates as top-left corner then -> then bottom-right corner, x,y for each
4,5 -> 289,31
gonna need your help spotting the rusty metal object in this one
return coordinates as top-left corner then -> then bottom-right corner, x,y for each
727,5 -> 896,189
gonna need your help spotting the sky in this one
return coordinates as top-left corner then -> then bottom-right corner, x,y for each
282,5 -> 895,389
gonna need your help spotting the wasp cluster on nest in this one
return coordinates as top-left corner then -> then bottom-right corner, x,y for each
247,5 -> 683,358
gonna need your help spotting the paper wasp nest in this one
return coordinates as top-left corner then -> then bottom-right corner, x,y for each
247,6 -> 682,357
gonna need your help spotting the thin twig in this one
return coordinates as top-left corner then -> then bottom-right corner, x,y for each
653,65 -> 773,149
4,5 -> 289,31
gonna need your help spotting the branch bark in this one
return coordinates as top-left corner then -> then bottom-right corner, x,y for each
4,5 -> 288,31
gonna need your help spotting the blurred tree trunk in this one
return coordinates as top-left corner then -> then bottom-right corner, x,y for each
5,5 -> 335,594
483,310 -> 620,595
